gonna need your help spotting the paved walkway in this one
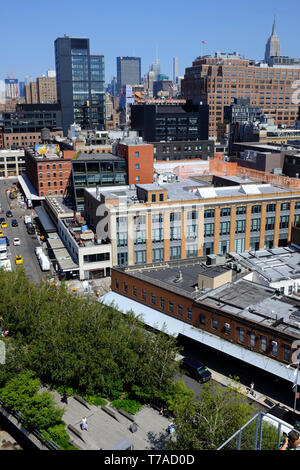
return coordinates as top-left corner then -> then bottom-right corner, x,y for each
211,370 -> 291,412
46,388 -> 173,450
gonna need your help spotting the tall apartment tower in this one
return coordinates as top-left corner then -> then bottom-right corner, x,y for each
173,57 -> 178,84
265,18 -> 281,65
116,57 -> 141,92
55,35 -> 105,135
37,76 -> 57,103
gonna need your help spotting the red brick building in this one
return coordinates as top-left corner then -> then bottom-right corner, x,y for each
117,141 -> 154,185
24,148 -> 74,197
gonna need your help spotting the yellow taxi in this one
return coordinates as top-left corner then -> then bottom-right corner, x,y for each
0,230 -> 4,237
15,255 -> 24,265
1,221 -> 7,229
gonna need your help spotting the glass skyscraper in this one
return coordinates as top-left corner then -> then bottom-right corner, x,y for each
55,36 -> 105,135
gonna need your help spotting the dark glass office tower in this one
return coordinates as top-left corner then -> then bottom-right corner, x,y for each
55,36 -> 105,135
116,57 -> 141,92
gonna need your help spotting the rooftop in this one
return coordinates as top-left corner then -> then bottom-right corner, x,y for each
74,152 -> 124,161
114,253 -> 300,338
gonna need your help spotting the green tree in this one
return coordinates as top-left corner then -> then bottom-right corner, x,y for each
169,381 -> 255,450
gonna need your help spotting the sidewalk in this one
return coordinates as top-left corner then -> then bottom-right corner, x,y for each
211,370 -> 292,412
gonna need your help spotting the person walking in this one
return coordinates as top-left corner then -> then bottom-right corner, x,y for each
81,416 -> 88,431
250,381 -> 255,396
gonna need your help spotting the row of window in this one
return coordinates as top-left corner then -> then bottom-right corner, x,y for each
40,181 -> 64,188
39,163 -> 63,170
204,202 -> 292,219
114,279 -> 291,360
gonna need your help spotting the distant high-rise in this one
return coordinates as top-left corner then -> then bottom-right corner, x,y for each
265,17 -> 281,65
173,57 -> 178,84
116,57 -> 141,92
149,59 -> 160,80
55,35 -> 105,134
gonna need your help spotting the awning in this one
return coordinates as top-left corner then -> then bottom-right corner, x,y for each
18,174 -> 44,201
35,206 -> 57,233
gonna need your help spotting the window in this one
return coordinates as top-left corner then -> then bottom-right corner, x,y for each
124,282 -> 128,293
133,286 -> 137,296
188,309 -> 192,320
135,152 -> 139,158
152,194 -> 156,202
160,297 -> 165,309
283,345 -> 291,362
235,219 -> 246,233
159,193 -> 164,202
169,301 -> 174,312
280,215 -> 289,229
212,318 -> 218,330
220,221 -> 230,235
115,279 -> 119,289
204,223 -> 214,237
178,305 -> 183,316
281,202 -> 290,211
251,205 -> 261,214
152,213 -> 163,224
135,176 -> 140,183
204,209 -> 215,218
135,164 -> 140,170
271,341 -> 278,356
239,328 -> 245,343
250,333 -> 255,348
200,314 -> 206,324
251,218 -> 261,232
142,289 -> 146,300
261,336 -> 267,352
221,207 -> 231,217
236,206 -> 246,215
151,294 -> 156,304
265,217 -> 275,231
267,204 -> 276,212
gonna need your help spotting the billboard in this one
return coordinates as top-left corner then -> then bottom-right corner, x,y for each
35,144 -> 60,156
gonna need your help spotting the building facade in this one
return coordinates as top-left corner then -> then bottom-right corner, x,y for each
181,53 -> 299,138
131,100 -> 209,142
83,175 -> 300,269
265,18 -> 281,65
116,57 -> 141,92
55,36 -> 105,135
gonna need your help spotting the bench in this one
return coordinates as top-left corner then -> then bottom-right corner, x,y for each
67,424 -> 85,442
101,406 -> 120,422
118,409 -> 135,422
73,395 -> 91,410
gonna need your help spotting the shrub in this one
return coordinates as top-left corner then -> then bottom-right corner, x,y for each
83,394 -> 107,407
111,397 -> 143,415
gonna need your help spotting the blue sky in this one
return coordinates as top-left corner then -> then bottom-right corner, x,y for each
1,0 -> 299,84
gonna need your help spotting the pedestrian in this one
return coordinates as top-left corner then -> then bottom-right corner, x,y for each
279,430 -> 300,450
250,381 -> 255,396
81,416 -> 88,431
62,391 -> 68,404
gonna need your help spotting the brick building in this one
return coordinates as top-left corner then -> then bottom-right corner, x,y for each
24,147 -> 73,198
181,52 -> 300,138
107,254 -> 300,384
116,140 -> 154,185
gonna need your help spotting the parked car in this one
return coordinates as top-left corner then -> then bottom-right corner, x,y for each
6,210 -> 13,218
26,223 -> 35,235
182,356 -> 212,383
1,221 -> 7,229
11,219 -> 18,227
13,238 -> 20,246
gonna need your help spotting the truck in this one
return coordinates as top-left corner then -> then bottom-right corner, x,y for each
38,252 -> 51,271
0,238 -> 7,260
24,215 -> 32,225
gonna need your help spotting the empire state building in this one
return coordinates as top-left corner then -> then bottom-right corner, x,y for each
265,18 -> 281,65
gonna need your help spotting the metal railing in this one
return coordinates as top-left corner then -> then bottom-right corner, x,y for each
0,398 -> 60,450
217,412 -> 296,450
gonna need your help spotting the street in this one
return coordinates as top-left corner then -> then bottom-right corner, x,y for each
177,335 -> 297,412
0,178 -> 44,284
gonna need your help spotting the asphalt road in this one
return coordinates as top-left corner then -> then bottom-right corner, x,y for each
0,178 -> 43,284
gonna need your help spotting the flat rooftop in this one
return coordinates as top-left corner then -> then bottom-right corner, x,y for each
74,152 -> 124,161
231,247 -> 300,282
114,255 -> 300,338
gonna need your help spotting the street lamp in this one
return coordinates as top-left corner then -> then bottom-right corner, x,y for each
287,361 -> 300,412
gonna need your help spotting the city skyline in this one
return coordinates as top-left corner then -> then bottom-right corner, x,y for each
1,0 -> 299,85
